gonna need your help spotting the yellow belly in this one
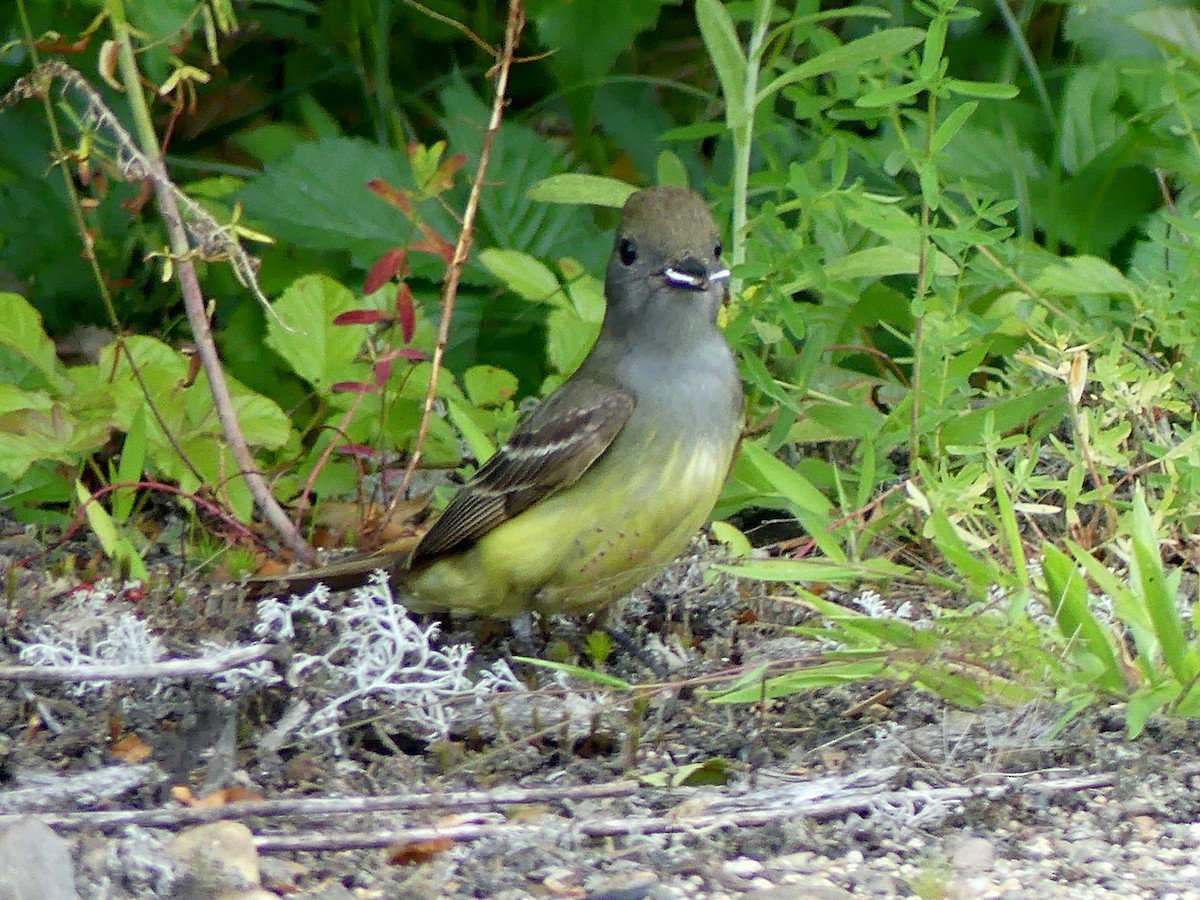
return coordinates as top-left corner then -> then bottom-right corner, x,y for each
404,437 -> 732,618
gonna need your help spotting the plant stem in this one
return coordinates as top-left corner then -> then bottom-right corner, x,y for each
104,0 -> 312,561
730,0 -> 773,294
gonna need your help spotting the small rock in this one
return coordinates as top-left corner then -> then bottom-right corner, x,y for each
948,836 -> 995,874
0,817 -> 78,900
742,880 -> 854,900
169,820 -> 261,894
724,857 -> 765,876
1131,815 -> 1158,839
1067,838 -> 1108,865
1022,835 -> 1053,860
583,870 -> 663,900
765,851 -> 816,873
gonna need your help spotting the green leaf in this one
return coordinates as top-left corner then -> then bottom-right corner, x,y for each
921,14 -> 948,80
265,275 -> 365,393
656,151 -> 690,187
939,386 -> 1067,448
738,442 -> 832,515
1128,487 -> 1195,682
238,137 -> 458,274
942,78 -> 1019,99
822,245 -> 959,282
932,101 -> 978,154
447,399 -> 497,466
696,0 -> 748,130
0,293 -> 68,391
463,365 -> 519,408
717,557 -> 910,584
1127,684 -> 1180,738
0,384 -> 52,417
112,406 -> 148,523
709,659 -> 888,703
479,249 -> 563,303
528,0 -> 677,97
710,520 -> 752,557
855,80 -> 925,108
1129,7 -> 1200,63
513,656 -> 632,689
75,480 -> 149,580
528,174 -> 636,208
1041,544 -> 1124,694
1031,256 -> 1136,298
757,27 -> 926,105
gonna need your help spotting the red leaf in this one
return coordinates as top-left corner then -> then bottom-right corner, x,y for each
427,153 -> 468,193
396,282 -> 416,343
331,381 -> 377,394
35,34 -> 92,54
367,179 -> 414,217
334,309 -> 392,326
413,223 -> 456,265
442,153 -> 468,180
387,836 -> 455,865
378,347 -> 429,362
336,443 -> 379,460
364,247 -> 409,295
374,359 -> 393,389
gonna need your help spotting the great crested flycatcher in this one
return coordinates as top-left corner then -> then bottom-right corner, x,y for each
249,186 -> 744,618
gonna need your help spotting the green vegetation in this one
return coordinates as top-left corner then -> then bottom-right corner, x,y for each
3,0 -> 1200,735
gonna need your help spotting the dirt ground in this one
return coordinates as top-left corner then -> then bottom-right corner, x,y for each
3,528 -> 1200,899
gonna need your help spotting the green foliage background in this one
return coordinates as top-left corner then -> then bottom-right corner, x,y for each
5,0 -> 1200,730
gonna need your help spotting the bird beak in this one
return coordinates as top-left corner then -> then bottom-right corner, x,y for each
663,258 -> 731,291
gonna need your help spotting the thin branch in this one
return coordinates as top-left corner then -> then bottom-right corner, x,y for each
104,0 -> 312,561
0,642 -> 280,684
248,768 -> 1118,853
387,0 -> 525,521
36,779 -> 637,831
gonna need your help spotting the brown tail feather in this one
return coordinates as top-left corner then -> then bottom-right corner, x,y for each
243,546 -> 412,598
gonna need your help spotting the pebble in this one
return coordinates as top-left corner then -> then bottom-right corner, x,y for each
948,835 -> 995,873
0,817 -> 78,900
168,821 -> 266,896
724,857 -> 765,876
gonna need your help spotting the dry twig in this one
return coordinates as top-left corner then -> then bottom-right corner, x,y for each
35,779 -> 637,831
387,0 -> 526,521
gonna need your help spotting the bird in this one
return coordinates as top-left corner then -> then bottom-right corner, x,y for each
247,186 -> 744,619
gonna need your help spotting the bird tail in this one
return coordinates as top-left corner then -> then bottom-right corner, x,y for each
243,538 -> 417,598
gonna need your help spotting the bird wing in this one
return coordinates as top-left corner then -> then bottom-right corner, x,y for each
410,375 -> 635,563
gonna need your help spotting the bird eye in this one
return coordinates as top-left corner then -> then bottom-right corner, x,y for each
714,240 -> 723,260
618,237 -> 638,266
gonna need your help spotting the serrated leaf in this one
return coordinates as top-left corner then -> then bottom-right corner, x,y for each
237,137 -> 458,274
440,77 -> 603,264
528,0 -> 677,92
0,293 -> 68,391
463,365 -> 519,408
266,274 -> 365,392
